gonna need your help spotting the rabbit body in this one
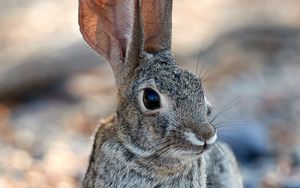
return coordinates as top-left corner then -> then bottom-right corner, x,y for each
83,116 -> 206,188
83,115 -> 242,188
79,0 -> 243,187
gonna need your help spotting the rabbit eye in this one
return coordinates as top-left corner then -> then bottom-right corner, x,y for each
205,96 -> 213,117
142,88 -> 161,110
206,106 -> 212,116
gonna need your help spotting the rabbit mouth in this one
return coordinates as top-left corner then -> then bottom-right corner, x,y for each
184,132 -> 217,150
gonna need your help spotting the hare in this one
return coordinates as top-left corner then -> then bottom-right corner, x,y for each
79,0 -> 243,187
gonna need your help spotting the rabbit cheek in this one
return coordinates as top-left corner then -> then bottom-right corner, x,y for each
147,124 -> 164,142
156,114 -> 172,135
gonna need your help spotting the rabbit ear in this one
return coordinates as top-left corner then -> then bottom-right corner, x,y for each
79,0 -> 143,90
142,0 -> 173,53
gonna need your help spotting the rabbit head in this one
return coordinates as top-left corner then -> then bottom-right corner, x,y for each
79,0 -> 216,159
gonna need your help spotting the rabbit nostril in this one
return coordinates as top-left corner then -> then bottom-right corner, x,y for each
198,123 -> 215,141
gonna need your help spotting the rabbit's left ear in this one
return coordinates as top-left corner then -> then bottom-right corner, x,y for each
142,0 -> 173,53
79,0 -> 143,91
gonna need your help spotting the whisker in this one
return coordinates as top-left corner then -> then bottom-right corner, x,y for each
198,51 -> 210,78
214,119 -> 249,126
210,98 -> 242,123
198,39 -> 218,79
217,134 -> 240,142
196,28 -> 211,76
199,56 -> 221,81
215,124 -> 248,130
211,143 -> 224,162
214,121 -> 249,129
149,140 -> 171,150
152,142 -> 175,158
216,142 -> 238,167
215,142 -> 225,158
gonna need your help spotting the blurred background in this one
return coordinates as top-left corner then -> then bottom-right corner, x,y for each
1,0 -> 300,188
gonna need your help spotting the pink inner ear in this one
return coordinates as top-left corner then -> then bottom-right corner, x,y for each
142,0 -> 172,52
79,0 -> 136,63
143,1 -> 162,50
93,0 -> 116,6
113,2 -> 135,58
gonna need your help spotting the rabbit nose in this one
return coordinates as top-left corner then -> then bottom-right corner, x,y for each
184,122 -> 217,146
197,122 -> 215,141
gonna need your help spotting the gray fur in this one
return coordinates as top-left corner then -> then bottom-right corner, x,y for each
83,115 -> 207,188
79,0 -> 243,187
82,52 -> 243,188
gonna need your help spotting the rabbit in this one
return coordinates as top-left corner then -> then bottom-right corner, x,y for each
79,0 -> 243,187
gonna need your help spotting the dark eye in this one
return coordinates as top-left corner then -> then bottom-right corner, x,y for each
206,106 -> 212,116
143,88 -> 161,110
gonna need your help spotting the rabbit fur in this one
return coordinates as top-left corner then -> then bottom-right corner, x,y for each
79,0 -> 243,187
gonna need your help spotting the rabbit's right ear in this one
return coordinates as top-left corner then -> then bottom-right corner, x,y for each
142,0 -> 173,53
79,0 -> 143,91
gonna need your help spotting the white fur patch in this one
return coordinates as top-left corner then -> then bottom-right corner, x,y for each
184,132 -> 217,146
204,96 -> 212,107
206,133 -> 217,145
184,132 -> 205,146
